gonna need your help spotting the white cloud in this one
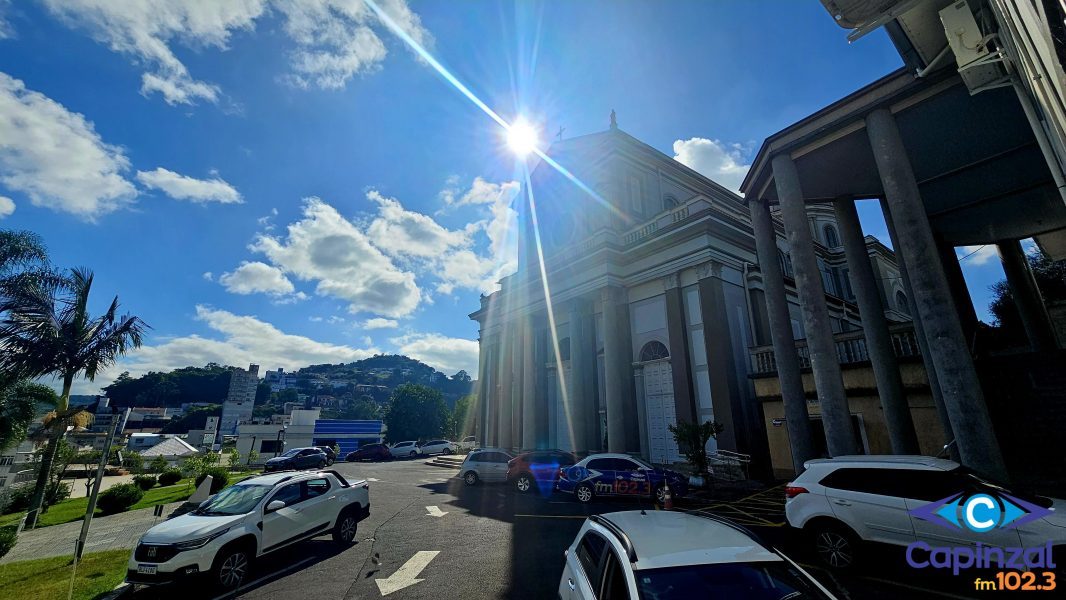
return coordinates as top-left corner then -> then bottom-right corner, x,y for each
0,72 -> 137,219
219,261 -> 295,295
366,190 -> 468,259
76,304 -> 380,392
672,137 -> 751,194
391,332 -> 478,375
136,167 -> 242,204
362,317 -> 398,330
252,197 -> 421,317
202,271 -> 213,281
42,0 -> 431,105
0,195 -> 13,218
957,245 -> 1000,266
436,177 -> 520,294
0,1 -> 13,39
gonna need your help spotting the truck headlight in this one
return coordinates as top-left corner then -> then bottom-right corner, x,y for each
175,528 -> 230,550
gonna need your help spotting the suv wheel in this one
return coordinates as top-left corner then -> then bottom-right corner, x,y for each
463,471 -> 479,486
811,523 -> 859,569
442,448 -> 453,455
333,510 -> 359,544
514,474 -> 533,494
213,544 -> 252,590
576,483 -> 594,503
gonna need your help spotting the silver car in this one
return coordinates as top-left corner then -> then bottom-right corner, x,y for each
460,448 -> 514,485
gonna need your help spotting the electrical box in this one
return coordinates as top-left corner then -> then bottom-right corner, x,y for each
940,1 -> 988,68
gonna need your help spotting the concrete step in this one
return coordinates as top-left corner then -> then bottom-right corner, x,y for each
424,455 -> 465,468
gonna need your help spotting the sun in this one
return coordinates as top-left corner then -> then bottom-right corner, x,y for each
506,120 -> 538,156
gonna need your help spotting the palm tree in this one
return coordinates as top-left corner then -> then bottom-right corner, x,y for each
0,267 -> 147,527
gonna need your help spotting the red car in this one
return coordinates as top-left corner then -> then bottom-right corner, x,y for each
507,450 -> 577,494
346,443 -> 392,462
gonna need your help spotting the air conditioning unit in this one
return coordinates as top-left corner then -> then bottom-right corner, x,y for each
939,0 -> 1009,94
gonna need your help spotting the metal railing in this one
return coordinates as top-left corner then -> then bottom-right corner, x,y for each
749,322 -> 922,375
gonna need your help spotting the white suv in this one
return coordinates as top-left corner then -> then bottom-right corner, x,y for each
126,470 -> 370,590
560,510 -> 837,599
418,439 -> 457,455
785,455 -> 1066,568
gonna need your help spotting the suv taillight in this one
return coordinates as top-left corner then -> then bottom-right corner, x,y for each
784,485 -> 808,499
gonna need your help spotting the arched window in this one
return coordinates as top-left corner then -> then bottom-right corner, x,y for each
663,195 -> 679,211
895,290 -> 909,314
823,224 -> 840,248
639,341 -> 670,362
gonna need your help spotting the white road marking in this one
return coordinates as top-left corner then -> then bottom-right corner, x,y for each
425,505 -> 448,517
375,550 -> 440,596
367,478 -> 380,482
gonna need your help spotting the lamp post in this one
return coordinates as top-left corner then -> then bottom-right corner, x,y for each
247,435 -> 256,465
274,426 -> 287,458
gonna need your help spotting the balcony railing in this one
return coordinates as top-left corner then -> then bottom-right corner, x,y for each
621,197 -> 710,245
749,322 -> 922,375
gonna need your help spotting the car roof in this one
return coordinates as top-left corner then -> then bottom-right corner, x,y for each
592,511 -> 780,570
805,455 -> 959,471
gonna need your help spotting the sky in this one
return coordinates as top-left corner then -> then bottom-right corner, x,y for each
0,0 -> 1013,395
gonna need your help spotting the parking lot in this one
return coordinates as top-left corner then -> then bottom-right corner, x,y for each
126,459 -> 990,599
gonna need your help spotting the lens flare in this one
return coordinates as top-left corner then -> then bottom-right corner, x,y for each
507,121 -> 538,156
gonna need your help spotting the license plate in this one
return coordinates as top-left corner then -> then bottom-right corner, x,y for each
137,565 -> 157,575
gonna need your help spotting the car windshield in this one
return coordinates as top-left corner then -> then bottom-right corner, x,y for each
636,561 -> 832,600
194,484 -> 271,516
280,449 -> 301,458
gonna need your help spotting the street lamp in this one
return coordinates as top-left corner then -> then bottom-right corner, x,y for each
274,427 -> 286,458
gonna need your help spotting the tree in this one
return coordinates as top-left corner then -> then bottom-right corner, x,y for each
160,404 -> 221,434
668,420 -> 724,476
0,380 -> 56,451
988,250 -> 1066,344
383,384 -> 448,443
0,268 -> 146,527
255,381 -> 272,405
451,394 -> 476,438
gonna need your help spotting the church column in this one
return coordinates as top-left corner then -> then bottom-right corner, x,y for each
696,261 -> 746,453
749,198 -> 815,472
867,107 -> 1007,481
834,197 -> 919,454
568,299 -> 594,453
772,153 -> 859,457
497,323 -> 514,451
663,275 -> 696,425
521,315 -> 538,450
998,238 -> 1058,351
476,332 -> 490,447
535,314 -> 551,449
602,286 -> 636,452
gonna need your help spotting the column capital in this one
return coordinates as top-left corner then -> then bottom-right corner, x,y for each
662,273 -> 681,290
696,261 -> 724,281
600,286 -> 628,305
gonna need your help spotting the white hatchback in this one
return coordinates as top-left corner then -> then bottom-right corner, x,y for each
390,440 -> 421,458
785,455 -> 1066,568
418,439 -> 457,455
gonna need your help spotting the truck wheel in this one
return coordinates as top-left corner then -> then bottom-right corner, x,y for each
333,510 -> 359,545
212,543 -> 253,590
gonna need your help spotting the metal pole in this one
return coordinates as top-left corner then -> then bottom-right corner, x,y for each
76,408 -> 128,559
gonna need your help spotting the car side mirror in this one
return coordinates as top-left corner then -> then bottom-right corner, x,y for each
266,500 -> 286,512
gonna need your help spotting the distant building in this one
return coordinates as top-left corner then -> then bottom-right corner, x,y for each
127,432 -> 172,451
264,368 -> 288,392
140,437 -> 199,465
235,408 -> 385,459
0,440 -> 36,489
220,363 -> 260,435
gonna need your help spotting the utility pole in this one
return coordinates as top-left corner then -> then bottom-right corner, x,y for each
76,408 -> 129,559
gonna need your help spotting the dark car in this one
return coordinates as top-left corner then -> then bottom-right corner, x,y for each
556,453 -> 688,504
316,445 -> 337,466
346,443 -> 392,462
507,450 -> 577,494
263,447 -> 328,472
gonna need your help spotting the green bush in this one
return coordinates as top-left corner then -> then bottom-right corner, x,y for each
3,485 -> 33,514
0,526 -> 16,559
122,452 -> 144,473
42,481 -> 71,511
96,483 -> 144,515
148,455 -> 169,474
132,474 -> 157,490
194,467 -> 229,494
157,468 -> 182,486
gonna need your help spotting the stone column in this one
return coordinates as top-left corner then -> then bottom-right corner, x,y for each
476,333 -> 490,447
535,316 -> 551,449
772,153 -> 858,457
867,108 -> 1007,481
521,316 -> 538,450
568,300 -> 593,453
749,198 -> 815,473
697,262 -> 744,453
663,275 -> 696,424
497,325 -> 514,451
834,198 -> 920,454
879,198 -> 958,461
998,239 -> 1058,351
602,287 -> 634,453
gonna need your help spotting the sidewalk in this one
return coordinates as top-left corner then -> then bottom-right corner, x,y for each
0,500 -> 184,565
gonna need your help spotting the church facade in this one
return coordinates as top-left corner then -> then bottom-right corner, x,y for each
469,121 -> 905,471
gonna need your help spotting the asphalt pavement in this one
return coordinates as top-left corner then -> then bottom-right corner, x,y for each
125,458 -> 992,600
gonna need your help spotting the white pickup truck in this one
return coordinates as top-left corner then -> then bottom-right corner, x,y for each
126,470 -> 369,590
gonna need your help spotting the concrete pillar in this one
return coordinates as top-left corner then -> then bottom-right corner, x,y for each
749,198 -> 816,473
998,239 -> 1058,351
497,325 -> 514,451
568,300 -> 593,453
663,275 -> 696,424
534,316 -> 551,449
697,262 -> 744,452
602,287 -> 635,452
476,333 -> 490,447
867,108 -> 1007,481
772,153 -> 859,457
834,198 -> 920,454
521,316 -> 538,450
879,198 -> 958,461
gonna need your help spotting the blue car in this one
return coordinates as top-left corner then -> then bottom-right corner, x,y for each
556,453 -> 688,504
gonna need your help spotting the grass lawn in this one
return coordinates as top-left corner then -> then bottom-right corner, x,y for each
0,548 -> 128,600
0,470 -> 261,530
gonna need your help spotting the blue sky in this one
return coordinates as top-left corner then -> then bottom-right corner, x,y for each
0,1 -> 1009,394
